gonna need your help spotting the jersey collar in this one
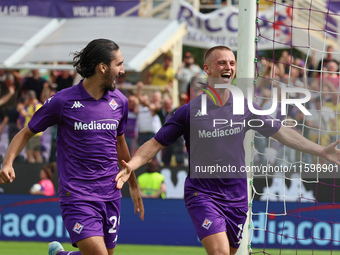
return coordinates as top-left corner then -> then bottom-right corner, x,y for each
78,79 -> 112,101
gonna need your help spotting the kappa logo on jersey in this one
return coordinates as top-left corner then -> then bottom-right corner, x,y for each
195,109 -> 207,117
202,218 -> 213,230
44,96 -> 54,104
109,99 -> 118,110
71,101 -> 85,109
73,222 -> 84,234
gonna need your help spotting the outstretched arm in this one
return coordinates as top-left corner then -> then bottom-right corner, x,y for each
115,138 -> 165,189
271,126 -> 340,164
0,126 -> 35,183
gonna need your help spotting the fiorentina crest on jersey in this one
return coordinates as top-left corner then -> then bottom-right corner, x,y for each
73,222 -> 84,234
202,218 -> 212,230
109,99 -> 118,110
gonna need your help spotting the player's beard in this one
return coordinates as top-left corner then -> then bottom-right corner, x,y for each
103,70 -> 116,92
107,82 -> 116,92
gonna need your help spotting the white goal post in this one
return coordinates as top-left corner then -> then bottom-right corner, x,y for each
236,0 -> 257,254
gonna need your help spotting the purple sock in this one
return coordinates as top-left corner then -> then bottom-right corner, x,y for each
57,251 -> 81,255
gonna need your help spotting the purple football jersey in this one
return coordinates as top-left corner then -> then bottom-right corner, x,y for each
28,81 -> 128,202
154,93 -> 281,207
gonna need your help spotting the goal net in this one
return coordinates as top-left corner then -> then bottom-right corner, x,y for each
249,0 -> 340,253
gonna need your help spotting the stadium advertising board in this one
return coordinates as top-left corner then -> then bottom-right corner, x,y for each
0,195 -> 68,242
0,195 -> 198,245
0,195 -> 339,249
0,0 -> 139,17
251,201 -> 340,250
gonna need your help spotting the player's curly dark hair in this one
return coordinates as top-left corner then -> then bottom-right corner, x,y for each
72,39 -> 119,78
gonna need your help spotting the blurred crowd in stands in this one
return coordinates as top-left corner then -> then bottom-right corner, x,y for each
0,68 -> 77,164
1,46 -> 339,173
0,51 -> 203,169
254,45 -> 340,167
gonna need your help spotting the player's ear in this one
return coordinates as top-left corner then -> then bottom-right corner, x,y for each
99,63 -> 107,74
203,64 -> 211,75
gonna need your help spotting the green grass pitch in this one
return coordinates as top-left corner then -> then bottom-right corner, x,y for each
0,241 -> 339,255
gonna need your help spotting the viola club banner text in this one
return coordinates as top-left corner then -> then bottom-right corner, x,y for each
0,0 -> 139,18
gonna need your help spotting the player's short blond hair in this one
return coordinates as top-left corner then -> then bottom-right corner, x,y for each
204,46 -> 232,64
